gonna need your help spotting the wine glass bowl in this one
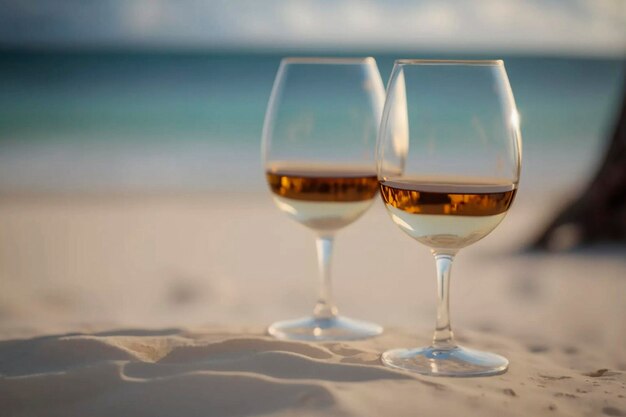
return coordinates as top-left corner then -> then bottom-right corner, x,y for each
262,57 -> 385,341
377,59 -> 522,376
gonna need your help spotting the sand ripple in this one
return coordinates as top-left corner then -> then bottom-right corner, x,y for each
0,329 -> 624,417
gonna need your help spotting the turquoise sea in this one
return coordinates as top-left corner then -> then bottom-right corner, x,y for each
0,50 -> 623,192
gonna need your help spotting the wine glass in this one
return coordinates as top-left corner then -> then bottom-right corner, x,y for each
376,59 -> 522,376
262,57 -> 385,341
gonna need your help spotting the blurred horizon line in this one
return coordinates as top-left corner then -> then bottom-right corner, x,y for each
1,44 -> 624,61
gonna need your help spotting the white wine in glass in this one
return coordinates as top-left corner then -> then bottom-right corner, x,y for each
377,59 -> 522,376
262,58 -> 385,341
267,166 -> 379,231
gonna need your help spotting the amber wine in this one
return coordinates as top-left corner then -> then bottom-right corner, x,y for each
267,167 -> 378,231
380,180 -> 516,249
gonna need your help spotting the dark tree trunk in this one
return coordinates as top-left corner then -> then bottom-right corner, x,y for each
531,79 -> 626,250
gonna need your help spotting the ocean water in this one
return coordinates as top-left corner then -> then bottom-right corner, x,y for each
0,50 -> 623,193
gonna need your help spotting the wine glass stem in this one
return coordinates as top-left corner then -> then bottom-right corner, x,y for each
313,234 -> 338,319
432,251 -> 457,348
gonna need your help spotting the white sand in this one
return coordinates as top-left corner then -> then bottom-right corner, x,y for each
0,329 -> 624,416
0,191 -> 625,416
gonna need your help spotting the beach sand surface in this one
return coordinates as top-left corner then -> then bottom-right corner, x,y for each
0,191 -> 624,416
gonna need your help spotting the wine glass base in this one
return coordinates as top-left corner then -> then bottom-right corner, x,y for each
268,315 -> 383,341
381,345 -> 508,377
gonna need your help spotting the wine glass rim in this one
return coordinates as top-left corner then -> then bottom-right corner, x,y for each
281,57 -> 376,65
395,59 -> 504,66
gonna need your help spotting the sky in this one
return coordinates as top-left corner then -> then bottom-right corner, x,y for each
0,0 -> 625,56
